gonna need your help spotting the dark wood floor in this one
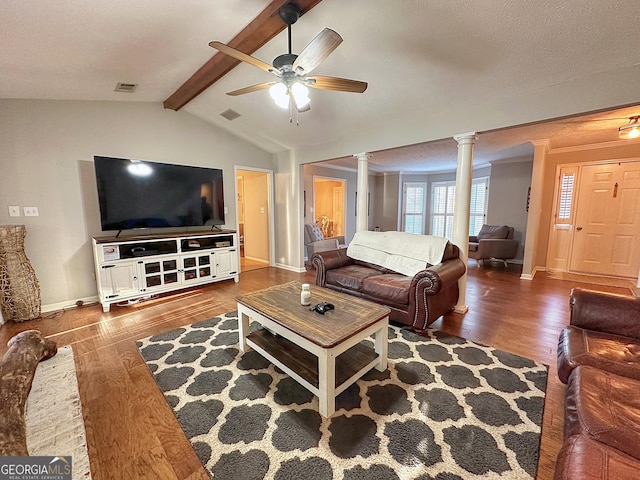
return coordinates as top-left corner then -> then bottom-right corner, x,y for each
0,263 -> 630,479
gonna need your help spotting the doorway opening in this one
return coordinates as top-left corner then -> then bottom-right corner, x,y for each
236,169 -> 272,272
313,176 -> 346,238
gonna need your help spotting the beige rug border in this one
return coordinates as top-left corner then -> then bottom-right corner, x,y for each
25,345 -> 92,480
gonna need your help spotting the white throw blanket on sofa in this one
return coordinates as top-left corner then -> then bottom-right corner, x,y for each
346,231 -> 449,277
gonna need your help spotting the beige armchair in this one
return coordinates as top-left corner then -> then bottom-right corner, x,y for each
468,224 -> 518,266
304,223 -> 345,261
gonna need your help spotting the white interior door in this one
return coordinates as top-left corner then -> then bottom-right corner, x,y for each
570,162 -> 640,277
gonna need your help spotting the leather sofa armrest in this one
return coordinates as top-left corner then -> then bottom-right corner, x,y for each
411,257 -> 467,295
570,288 -> 640,339
311,248 -> 354,286
469,235 -> 479,243
409,257 -> 466,330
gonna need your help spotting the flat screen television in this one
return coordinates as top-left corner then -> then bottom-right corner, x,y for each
94,156 -> 225,231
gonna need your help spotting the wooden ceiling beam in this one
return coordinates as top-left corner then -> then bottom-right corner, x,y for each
163,0 -> 324,111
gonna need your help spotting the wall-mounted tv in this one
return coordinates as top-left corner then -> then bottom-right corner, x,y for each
94,156 -> 225,231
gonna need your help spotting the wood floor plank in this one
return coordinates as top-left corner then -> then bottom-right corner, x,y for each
0,264 -> 632,479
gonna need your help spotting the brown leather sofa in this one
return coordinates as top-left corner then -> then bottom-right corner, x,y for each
557,287 -> 640,383
310,242 -> 466,333
554,288 -> 640,479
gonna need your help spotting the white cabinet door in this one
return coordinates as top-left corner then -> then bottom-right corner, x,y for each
99,262 -> 139,299
215,249 -> 238,278
181,252 -> 215,284
138,256 -> 180,293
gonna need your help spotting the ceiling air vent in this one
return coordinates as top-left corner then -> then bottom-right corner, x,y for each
114,82 -> 138,93
220,109 -> 241,121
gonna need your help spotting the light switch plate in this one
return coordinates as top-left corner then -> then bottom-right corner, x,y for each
24,206 -> 39,217
8,206 -> 20,217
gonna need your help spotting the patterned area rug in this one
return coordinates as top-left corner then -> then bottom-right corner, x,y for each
137,312 -> 548,479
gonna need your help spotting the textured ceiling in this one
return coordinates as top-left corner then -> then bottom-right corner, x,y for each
320,105 -> 640,173
2,0 -> 640,171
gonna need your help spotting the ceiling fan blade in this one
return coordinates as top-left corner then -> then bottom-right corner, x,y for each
307,76 -> 368,93
209,41 -> 275,73
292,28 -> 343,75
226,82 -> 275,96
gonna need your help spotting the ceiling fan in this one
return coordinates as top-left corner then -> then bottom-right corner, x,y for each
209,3 -> 367,116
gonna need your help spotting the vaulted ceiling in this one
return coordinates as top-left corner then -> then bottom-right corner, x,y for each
2,0 -> 639,171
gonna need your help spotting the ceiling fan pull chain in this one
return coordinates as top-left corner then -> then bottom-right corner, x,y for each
289,97 -> 293,124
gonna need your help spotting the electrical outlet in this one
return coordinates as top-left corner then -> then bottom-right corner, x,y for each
23,206 -> 39,217
8,206 -> 20,217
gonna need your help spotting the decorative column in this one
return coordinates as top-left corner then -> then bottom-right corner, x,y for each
354,152 -> 371,232
452,132 -> 478,314
0,225 -> 41,322
521,140 -> 548,280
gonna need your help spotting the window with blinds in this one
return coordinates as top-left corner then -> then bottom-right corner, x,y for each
469,178 -> 489,236
556,168 -> 577,224
558,173 -> 575,220
431,181 -> 456,238
402,182 -> 427,234
430,177 -> 489,238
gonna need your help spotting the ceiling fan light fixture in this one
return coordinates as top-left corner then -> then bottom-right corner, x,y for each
269,82 -> 289,109
291,82 -> 310,108
619,116 -> 640,139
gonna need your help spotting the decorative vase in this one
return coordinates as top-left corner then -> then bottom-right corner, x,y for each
0,225 -> 41,322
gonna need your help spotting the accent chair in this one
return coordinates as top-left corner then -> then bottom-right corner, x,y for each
468,224 -> 519,266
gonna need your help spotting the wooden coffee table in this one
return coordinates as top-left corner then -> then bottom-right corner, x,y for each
236,281 -> 390,417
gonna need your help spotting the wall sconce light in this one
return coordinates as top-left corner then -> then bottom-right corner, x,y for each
619,116 -> 640,139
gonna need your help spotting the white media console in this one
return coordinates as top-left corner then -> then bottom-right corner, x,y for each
92,231 -> 239,312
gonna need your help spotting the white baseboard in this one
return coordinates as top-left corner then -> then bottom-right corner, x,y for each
42,294 -> 100,314
275,263 -> 307,274
520,266 -> 545,281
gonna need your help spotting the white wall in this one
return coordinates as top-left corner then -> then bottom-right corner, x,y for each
486,159 -> 533,260
372,173 -> 400,232
0,99 -> 274,310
